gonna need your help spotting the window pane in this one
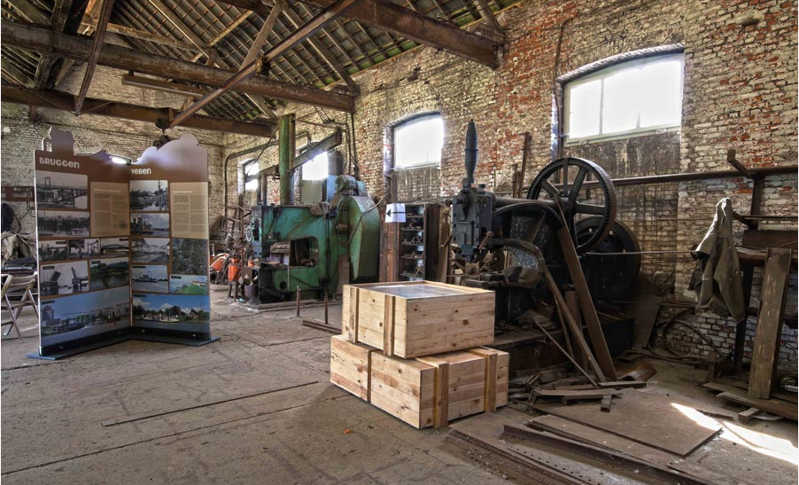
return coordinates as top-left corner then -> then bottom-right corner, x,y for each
395,115 -> 444,169
302,152 -> 329,180
639,59 -> 682,127
602,68 -> 639,134
567,80 -> 601,138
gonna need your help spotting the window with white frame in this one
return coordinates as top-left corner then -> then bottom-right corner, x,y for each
302,152 -> 329,180
564,53 -> 684,143
243,159 -> 259,192
393,114 -> 444,169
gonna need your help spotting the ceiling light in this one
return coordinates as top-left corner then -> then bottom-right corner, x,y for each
110,154 -> 132,165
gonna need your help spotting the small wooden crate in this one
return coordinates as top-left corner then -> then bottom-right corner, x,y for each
330,335 -> 509,429
342,281 -> 495,358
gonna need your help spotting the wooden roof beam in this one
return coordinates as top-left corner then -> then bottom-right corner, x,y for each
74,0 -> 114,114
216,0 -> 500,68
2,85 -> 277,136
2,21 -> 356,112
167,0 -> 362,129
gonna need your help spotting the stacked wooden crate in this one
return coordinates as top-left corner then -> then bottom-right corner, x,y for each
330,281 -> 508,429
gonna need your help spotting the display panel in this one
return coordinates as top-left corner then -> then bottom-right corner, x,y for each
32,128 -> 213,358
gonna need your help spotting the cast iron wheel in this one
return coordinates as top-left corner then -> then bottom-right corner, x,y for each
527,157 -> 617,254
576,216 -> 641,302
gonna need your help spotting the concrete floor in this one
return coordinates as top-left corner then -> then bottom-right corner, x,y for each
2,286 -> 797,484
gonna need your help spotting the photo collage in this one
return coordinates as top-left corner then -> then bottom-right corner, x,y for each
129,179 -> 209,298
35,169 -> 132,343
33,131 -> 213,352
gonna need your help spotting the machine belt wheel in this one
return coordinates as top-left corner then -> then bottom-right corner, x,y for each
527,157 -> 617,254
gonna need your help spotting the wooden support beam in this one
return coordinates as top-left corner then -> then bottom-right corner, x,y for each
215,0 -> 500,67
82,20 -> 200,51
279,0 -> 358,91
167,0 -> 361,129
7,0 -> 50,25
33,0 -> 71,89
121,74 -> 205,97
75,0 -> 114,114
2,21 -> 356,112
208,11 -> 253,47
1,63 -> 34,87
2,85 -> 277,137
241,4 -> 283,67
474,0 -> 504,41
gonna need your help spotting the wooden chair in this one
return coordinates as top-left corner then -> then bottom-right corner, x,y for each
2,272 -> 38,340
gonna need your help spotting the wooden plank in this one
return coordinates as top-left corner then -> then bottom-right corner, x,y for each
534,390 -> 722,456
600,395 -> 612,412
716,389 -> 797,421
433,362 -> 449,427
748,247 -> 792,399
528,414 -> 677,467
382,294 -> 395,357
737,407 -> 760,424
557,227 -> 617,380
742,230 -> 797,250
543,267 -> 606,381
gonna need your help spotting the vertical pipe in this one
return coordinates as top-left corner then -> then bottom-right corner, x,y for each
296,286 -> 301,317
278,113 -> 296,205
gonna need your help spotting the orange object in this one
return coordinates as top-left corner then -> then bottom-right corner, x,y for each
211,254 -> 228,271
343,429 -> 351,435
228,259 -> 241,281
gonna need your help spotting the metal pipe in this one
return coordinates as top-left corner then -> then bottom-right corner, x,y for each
576,165 -> 797,190
278,113 -> 296,205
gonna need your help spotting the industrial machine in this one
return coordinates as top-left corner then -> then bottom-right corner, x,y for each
248,118 -> 380,304
450,121 -> 640,325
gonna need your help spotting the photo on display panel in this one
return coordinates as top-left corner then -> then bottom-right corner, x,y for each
169,274 -> 208,295
130,180 -> 169,211
100,237 -> 130,256
131,265 -> 169,293
89,257 -> 130,291
36,171 -> 88,209
171,238 -> 208,276
40,286 -> 131,344
68,238 -> 101,260
38,210 -> 90,237
130,213 -> 170,237
38,240 -> 69,262
132,293 -> 210,324
40,261 -> 89,296
130,237 -> 170,264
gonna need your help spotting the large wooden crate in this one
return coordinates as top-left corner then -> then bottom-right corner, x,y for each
330,335 -> 509,429
342,281 -> 495,358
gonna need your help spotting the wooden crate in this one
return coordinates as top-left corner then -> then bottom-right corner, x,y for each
329,335 -> 509,429
342,281 -> 495,358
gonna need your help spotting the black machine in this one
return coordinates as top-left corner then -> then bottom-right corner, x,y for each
450,121 -> 641,326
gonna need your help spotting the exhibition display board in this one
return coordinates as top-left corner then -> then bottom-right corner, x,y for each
31,128 -> 216,359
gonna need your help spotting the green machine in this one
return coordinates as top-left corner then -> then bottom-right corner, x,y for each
249,114 -> 380,303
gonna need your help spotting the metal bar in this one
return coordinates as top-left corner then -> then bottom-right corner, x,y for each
3,21 -> 356,112
2,85 -> 277,137
216,0 -> 499,67
75,0 -> 114,114
291,130 -> 342,171
531,319 -> 598,387
168,0 -> 361,129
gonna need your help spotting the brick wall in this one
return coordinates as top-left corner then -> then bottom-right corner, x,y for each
248,0 -> 795,365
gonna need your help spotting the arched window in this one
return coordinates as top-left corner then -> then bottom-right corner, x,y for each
393,114 -> 444,169
242,159 -> 259,192
564,53 -> 684,143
